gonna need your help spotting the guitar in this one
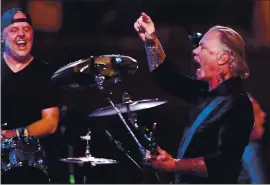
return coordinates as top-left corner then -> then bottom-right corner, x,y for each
141,122 -> 165,183
140,122 -> 159,161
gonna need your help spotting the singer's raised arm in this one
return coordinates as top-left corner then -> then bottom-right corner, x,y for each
134,12 -> 207,104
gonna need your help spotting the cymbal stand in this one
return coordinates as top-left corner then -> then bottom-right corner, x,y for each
80,129 -> 92,184
104,129 -> 142,171
80,129 -> 92,157
122,91 -> 161,184
122,91 -> 139,130
94,74 -> 147,158
95,75 -> 161,183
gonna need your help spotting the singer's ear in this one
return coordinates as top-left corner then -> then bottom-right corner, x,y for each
217,52 -> 229,66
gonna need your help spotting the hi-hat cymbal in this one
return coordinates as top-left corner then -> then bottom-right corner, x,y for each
51,54 -> 138,88
88,99 -> 167,117
59,156 -> 118,165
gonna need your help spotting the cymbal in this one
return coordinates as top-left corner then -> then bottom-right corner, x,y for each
88,99 -> 167,117
59,156 -> 118,165
51,54 -> 138,88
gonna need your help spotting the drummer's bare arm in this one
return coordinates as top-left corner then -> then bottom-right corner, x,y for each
144,37 -> 166,72
1,107 -> 59,139
25,107 -> 59,137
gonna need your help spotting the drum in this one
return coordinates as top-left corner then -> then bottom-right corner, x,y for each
1,136 -> 50,183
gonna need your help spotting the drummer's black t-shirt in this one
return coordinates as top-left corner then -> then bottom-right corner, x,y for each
1,57 -> 59,130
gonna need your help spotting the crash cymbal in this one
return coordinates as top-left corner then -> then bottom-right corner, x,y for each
51,54 -> 138,88
88,99 -> 167,117
59,156 -> 118,165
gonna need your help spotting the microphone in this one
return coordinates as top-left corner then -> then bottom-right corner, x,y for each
188,32 -> 202,48
188,32 -> 202,39
105,130 -> 143,171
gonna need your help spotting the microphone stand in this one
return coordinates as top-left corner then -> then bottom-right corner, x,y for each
94,74 -> 146,159
104,129 -> 142,171
94,74 -> 160,183
122,91 -> 162,183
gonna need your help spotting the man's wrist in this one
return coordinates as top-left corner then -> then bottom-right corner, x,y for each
144,32 -> 158,44
24,127 -> 29,136
144,32 -> 158,45
15,127 -> 29,137
172,159 -> 180,172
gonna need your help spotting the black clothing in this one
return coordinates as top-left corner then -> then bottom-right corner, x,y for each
1,57 -> 58,129
1,57 -> 61,183
152,57 -> 254,183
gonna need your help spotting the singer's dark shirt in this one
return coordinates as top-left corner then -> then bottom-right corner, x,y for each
152,57 -> 254,184
1,57 -> 58,130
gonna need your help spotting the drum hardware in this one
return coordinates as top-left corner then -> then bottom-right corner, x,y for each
122,91 -> 139,129
60,155 -> 118,184
51,54 -> 138,88
53,54 -> 165,183
92,72 -> 165,183
59,156 -> 118,165
93,74 -> 147,158
80,129 -> 92,157
104,129 -> 142,171
1,136 -> 50,183
88,98 -> 167,117
60,129 -> 118,184
60,128 -> 119,167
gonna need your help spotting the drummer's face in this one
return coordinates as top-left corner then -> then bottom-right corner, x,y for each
2,12 -> 33,62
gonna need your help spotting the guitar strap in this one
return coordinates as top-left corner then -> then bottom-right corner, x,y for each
177,96 -> 227,159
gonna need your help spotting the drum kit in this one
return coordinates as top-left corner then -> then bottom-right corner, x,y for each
1,54 -> 166,183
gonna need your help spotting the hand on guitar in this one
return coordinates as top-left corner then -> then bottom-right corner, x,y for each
144,123 -> 176,172
145,147 -> 176,172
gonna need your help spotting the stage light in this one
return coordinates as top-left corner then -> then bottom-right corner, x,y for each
27,0 -> 62,32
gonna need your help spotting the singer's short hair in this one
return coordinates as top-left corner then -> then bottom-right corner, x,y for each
209,26 -> 249,79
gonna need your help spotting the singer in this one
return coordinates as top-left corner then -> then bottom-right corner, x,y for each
134,12 -> 254,183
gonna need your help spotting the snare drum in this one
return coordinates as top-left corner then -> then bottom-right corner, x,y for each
1,136 -> 50,183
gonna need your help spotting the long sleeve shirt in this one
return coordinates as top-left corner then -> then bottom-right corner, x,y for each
152,57 -> 254,183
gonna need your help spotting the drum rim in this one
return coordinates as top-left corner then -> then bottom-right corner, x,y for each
1,136 -> 42,149
2,162 -> 49,174
1,136 -> 48,175
1,162 -> 51,183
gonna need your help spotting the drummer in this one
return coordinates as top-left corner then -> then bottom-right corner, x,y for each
1,8 -> 60,183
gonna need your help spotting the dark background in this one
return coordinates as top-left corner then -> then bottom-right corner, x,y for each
2,0 -> 270,183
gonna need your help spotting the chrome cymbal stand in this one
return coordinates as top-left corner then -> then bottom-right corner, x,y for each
95,74 -> 161,183
122,91 -> 161,184
80,129 -> 92,184
94,74 -> 146,160
80,129 -> 92,157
